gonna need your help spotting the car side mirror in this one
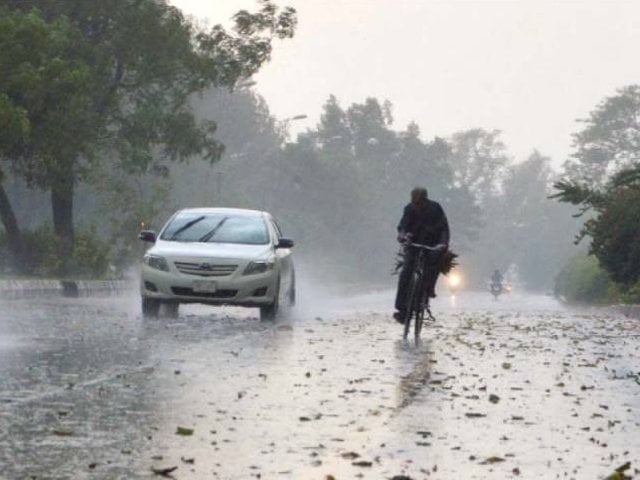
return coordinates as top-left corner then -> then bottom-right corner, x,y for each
276,237 -> 294,249
138,230 -> 157,243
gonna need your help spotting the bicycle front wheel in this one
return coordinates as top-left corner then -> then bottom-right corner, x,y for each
403,272 -> 420,338
415,307 -> 424,337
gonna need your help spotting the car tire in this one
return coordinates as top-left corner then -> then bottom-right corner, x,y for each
288,271 -> 296,307
260,277 -> 280,321
163,301 -> 179,319
142,297 -> 160,318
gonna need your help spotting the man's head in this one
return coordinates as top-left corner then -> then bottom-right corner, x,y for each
411,187 -> 428,206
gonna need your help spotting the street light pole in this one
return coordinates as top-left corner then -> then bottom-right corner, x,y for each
267,114 -> 307,210
278,114 -> 308,143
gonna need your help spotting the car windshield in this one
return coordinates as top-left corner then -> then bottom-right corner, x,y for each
161,212 -> 269,245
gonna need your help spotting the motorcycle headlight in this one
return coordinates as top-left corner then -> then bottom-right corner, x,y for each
144,254 -> 169,272
243,260 -> 275,276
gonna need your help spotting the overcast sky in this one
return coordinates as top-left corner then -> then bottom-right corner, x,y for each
172,0 -> 640,165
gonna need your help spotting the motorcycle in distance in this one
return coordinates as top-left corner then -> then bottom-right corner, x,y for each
490,281 -> 504,299
489,270 -> 510,300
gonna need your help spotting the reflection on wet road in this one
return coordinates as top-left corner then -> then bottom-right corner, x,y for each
0,291 -> 638,479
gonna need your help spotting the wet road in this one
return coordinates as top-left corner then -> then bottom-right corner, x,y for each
0,289 -> 638,479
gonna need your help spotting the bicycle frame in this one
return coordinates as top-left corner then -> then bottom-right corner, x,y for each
402,242 -> 439,339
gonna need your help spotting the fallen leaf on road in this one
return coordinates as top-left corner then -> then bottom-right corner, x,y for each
151,466 -> 178,477
605,462 -> 631,480
175,426 -> 194,436
341,452 -> 360,459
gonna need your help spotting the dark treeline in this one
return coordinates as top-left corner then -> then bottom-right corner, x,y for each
4,85 -> 581,290
175,90 -> 582,289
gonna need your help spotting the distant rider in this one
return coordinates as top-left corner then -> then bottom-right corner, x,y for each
491,269 -> 503,289
394,187 -> 450,323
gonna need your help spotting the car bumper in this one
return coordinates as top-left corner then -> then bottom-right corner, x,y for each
140,266 -> 278,306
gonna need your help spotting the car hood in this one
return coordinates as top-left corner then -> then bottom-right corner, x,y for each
149,240 -> 273,261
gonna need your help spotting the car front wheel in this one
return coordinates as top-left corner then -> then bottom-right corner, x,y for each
142,297 -> 160,318
288,271 -> 296,307
163,301 -> 179,319
260,278 -> 280,321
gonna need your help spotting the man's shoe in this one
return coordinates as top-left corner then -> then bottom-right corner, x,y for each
425,307 -> 436,322
393,311 -> 406,324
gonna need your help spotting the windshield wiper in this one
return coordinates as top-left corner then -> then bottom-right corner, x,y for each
169,216 -> 206,240
198,216 -> 230,243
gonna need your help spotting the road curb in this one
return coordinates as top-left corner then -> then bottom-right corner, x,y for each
0,279 -> 135,299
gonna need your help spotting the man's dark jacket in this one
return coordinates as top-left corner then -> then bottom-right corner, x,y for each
397,200 -> 450,247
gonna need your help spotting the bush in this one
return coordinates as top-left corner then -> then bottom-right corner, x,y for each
0,225 -> 110,278
618,281 -> 640,304
590,187 -> 640,286
554,252 -> 615,304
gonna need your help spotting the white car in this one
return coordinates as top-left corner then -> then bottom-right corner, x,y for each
138,208 -> 295,320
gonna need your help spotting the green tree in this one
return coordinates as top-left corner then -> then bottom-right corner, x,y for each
0,9 -> 93,266
564,85 -> 640,186
554,86 -> 640,289
500,152 -> 579,289
0,1 -> 296,273
316,95 -> 352,157
449,128 -> 510,206
554,167 -> 640,286
346,97 -> 397,160
172,87 -> 283,210
589,185 -> 640,285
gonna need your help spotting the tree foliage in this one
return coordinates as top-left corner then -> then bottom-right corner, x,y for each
0,0 -> 296,274
564,85 -> 640,186
449,128 -> 510,206
554,85 -> 640,288
554,252 -> 613,304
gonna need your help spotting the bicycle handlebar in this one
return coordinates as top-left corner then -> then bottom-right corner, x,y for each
406,242 -> 446,251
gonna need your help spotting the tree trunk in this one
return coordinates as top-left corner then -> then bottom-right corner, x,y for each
0,181 -> 24,267
51,176 -> 75,276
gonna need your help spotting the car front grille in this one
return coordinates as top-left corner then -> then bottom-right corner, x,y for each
174,261 -> 238,277
171,287 -> 237,299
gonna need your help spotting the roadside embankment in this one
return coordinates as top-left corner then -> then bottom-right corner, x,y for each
0,278 -> 135,299
611,303 -> 640,319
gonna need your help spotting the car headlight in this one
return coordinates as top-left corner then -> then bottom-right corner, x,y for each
144,254 -> 170,272
243,260 -> 275,276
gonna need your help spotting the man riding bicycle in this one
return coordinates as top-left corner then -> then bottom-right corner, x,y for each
490,269 -> 503,289
394,187 -> 450,323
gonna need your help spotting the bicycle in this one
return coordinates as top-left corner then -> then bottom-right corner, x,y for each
401,242 -> 443,339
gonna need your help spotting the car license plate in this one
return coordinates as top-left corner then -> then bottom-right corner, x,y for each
192,280 -> 217,293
